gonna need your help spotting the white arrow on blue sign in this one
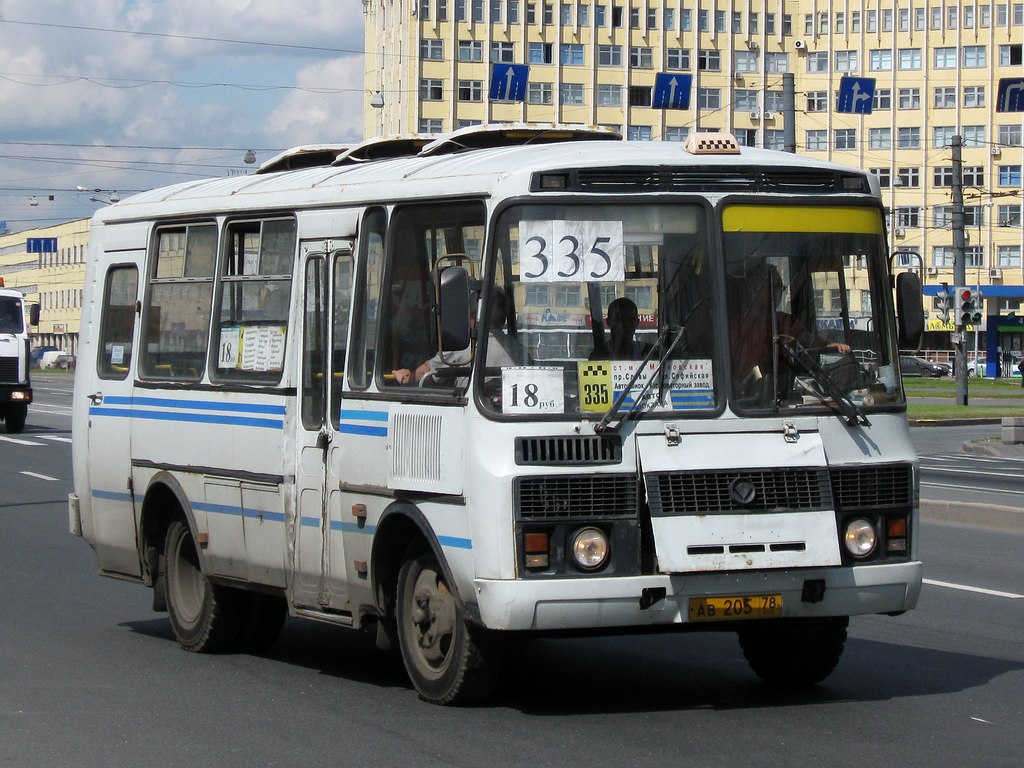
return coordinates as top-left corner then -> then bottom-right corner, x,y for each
489,63 -> 529,102
837,76 -> 875,114
996,78 -> 1024,112
652,73 -> 692,110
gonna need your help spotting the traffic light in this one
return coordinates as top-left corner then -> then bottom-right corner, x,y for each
956,286 -> 983,327
935,282 -> 950,324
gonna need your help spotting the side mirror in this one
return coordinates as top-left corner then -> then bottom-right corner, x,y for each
29,303 -> 40,326
895,272 -> 924,350
436,266 -> 471,352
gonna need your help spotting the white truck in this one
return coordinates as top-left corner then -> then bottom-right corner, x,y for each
0,281 -> 39,433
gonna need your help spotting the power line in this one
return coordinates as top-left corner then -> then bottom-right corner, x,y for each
0,71 -> 362,95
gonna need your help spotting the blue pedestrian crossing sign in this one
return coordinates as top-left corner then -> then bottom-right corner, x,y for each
996,78 -> 1024,112
837,76 -> 875,114
489,63 -> 529,102
652,73 -> 692,110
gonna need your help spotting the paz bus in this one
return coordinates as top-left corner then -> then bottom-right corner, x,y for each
70,125 -> 925,704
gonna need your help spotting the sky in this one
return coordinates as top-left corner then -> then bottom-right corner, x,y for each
0,0 -> 367,232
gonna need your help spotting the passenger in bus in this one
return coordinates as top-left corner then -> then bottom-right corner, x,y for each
730,262 -> 850,383
392,288 -> 521,385
589,297 -> 652,361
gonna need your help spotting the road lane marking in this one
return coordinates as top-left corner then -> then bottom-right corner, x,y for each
923,578 -> 1024,599
19,471 -> 60,482
0,436 -> 46,446
922,480 -> 1024,497
40,435 -> 73,443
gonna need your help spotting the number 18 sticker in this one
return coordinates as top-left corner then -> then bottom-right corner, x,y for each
502,367 -> 564,414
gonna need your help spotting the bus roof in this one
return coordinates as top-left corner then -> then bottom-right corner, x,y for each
93,128 -> 877,226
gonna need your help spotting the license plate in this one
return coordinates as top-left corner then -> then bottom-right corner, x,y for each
688,594 -> 783,622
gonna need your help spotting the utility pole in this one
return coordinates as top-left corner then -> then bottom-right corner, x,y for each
951,135 -> 969,406
782,73 -> 796,153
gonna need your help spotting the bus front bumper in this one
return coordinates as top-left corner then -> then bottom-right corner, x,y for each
473,561 -> 922,632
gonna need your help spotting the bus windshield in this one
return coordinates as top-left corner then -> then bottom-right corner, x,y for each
722,204 -> 902,415
485,201 -> 717,418
0,296 -> 25,335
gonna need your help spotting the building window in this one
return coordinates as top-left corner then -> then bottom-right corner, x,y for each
561,43 -> 585,65
964,86 -> 986,108
998,204 -> 1023,226
458,40 -> 483,61
963,45 -> 987,67
871,168 -> 892,188
998,245 -> 1022,267
835,50 -> 858,71
630,46 -> 654,68
629,85 -> 652,106
897,127 -> 921,149
734,51 -> 758,72
873,88 -> 892,110
666,48 -> 690,70
698,49 -> 721,71
934,87 -> 956,109
897,167 -> 920,187
1000,43 -> 1023,65
420,79 -> 444,100
627,126 -> 653,141
869,128 -> 891,149
933,167 -> 954,187
491,42 -> 515,63
964,166 -> 985,186
597,84 -> 621,106
697,88 -> 721,109
806,52 -> 828,72
869,49 -> 892,70
734,129 -> 756,146
528,42 -> 553,63
765,52 -> 789,72
735,89 -> 758,111
834,129 -> 857,150
898,48 -> 922,69
598,44 -> 622,66
933,126 -> 955,148
999,165 -> 1023,186
963,126 -> 986,147
999,124 -> 1024,146
932,246 -> 954,268
898,88 -> 921,109
665,126 -> 690,142
806,91 -> 828,112
806,130 -> 828,151
559,82 -> 585,104
934,47 -> 957,67
527,82 -> 553,104
457,80 -> 483,101
420,40 -> 444,60
895,207 -> 921,227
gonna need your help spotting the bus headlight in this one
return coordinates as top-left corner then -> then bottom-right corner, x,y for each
844,518 -> 877,558
571,527 -> 609,571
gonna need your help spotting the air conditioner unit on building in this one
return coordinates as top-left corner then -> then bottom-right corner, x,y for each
991,145 -> 1002,156
794,40 -> 807,50
894,227 -> 905,237
749,110 -> 760,119
763,111 -> 775,120
734,72 -> 745,81
747,39 -> 759,49
989,268 -> 1003,279
926,266 -> 939,275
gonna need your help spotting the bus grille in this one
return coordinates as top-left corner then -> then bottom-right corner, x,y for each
515,475 -> 638,520
0,358 -> 18,383
648,468 -> 832,515
515,435 -> 622,466
830,464 -> 913,511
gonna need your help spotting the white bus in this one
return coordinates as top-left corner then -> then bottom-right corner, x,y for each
0,280 -> 38,433
71,125 -> 925,704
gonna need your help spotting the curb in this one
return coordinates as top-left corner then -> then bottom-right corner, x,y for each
920,499 -> 1024,533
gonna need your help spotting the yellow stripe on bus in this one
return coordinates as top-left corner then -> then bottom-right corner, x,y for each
723,205 -> 883,234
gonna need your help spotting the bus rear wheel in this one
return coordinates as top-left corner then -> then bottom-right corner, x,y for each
396,552 -> 501,705
164,519 -> 245,652
737,616 -> 849,687
4,404 -> 27,433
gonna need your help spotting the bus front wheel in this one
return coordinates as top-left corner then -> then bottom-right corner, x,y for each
395,552 -> 502,705
4,404 -> 27,433
164,519 -> 245,652
737,616 -> 849,687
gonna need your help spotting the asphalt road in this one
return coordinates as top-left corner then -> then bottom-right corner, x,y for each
2,375 -> 1021,767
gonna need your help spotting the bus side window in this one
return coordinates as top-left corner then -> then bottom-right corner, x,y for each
97,265 -> 139,379
347,208 -> 387,390
330,253 -> 353,429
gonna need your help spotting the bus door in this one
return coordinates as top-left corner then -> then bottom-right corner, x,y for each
293,243 -> 354,612
85,260 -> 142,577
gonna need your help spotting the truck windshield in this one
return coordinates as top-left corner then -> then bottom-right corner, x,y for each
0,296 -> 24,334
722,203 -> 903,414
483,201 -> 718,418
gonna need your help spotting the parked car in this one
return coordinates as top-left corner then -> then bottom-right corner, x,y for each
968,356 -> 1022,377
38,349 -> 68,369
899,355 -> 950,377
30,345 -> 59,367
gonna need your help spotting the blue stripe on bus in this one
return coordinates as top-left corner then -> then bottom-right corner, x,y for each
92,489 -> 133,502
339,409 -> 388,421
338,423 -> 388,437
89,406 -> 283,430
194,501 -> 286,524
102,395 -> 286,415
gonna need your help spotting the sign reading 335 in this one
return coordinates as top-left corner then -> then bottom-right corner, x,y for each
518,220 -> 625,282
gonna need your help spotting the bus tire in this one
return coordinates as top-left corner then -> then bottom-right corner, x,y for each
5,404 -> 27,433
164,519 -> 245,653
396,552 -> 501,705
738,616 -> 848,687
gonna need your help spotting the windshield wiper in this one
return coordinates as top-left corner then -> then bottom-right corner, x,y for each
595,326 -> 686,434
777,335 -> 869,427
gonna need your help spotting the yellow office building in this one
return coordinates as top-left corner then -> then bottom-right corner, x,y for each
364,0 -> 1024,364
